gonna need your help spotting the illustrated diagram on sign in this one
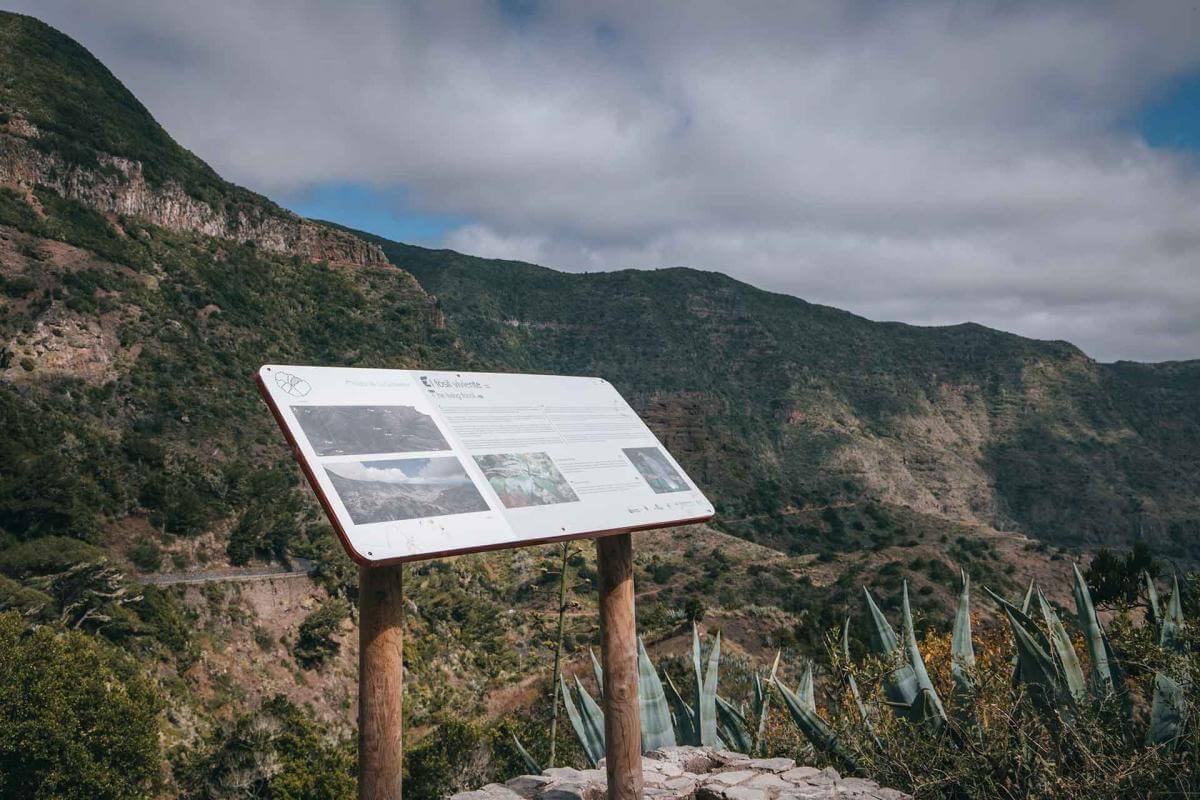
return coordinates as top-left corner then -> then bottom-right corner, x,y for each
623,447 -> 690,494
474,452 -> 580,508
324,457 -> 488,525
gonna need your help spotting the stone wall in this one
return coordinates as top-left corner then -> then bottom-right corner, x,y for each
451,746 -> 911,800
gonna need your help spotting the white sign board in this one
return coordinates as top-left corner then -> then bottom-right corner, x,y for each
257,365 -> 714,564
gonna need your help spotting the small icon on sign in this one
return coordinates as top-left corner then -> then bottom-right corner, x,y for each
275,371 -> 311,397
420,376 -> 432,388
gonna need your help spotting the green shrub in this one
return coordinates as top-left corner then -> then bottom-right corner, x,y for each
130,585 -> 198,668
294,597 -> 350,668
0,611 -> 162,800
176,694 -> 354,800
405,713 -> 493,800
0,574 -> 52,619
127,538 -> 162,572
1085,542 -> 1158,606
0,536 -> 106,578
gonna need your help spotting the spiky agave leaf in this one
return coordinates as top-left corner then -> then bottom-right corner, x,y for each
691,624 -> 705,740
576,676 -> 606,758
798,660 -> 816,712
773,677 -> 860,774
637,637 -> 676,751
1148,673 -> 1187,745
699,629 -> 722,746
663,670 -> 699,746
754,651 -> 781,755
1072,563 -> 1118,700
561,673 -> 604,766
1021,579 -> 1036,613
1148,574 -> 1189,745
1011,578 -> 1036,685
1161,574 -> 1184,651
863,586 -> 900,656
1038,588 -> 1087,702
511,733 -> 541,774
901,581 -> 947,727
881,663 -> 921,715
862,587 -> 920,712
590,648 -> 604,701
951,569 -> 976,695
716,695 -> 754,753
1143,571 -> 1161,630
987,587 -> 1061,702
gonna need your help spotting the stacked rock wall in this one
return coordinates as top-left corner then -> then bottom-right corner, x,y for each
450,746 -> 911,800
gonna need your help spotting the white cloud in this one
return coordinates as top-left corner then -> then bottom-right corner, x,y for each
7,0 -> 1200,360
326,457 -> 470,485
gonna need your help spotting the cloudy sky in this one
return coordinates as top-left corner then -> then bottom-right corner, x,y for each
8,1 -> 1200,361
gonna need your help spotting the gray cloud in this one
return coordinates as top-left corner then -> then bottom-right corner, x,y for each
6,0 -> 1200,361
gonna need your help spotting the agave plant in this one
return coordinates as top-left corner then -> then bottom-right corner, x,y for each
860,582 -> 947,727
1148,574 -> 1188,745
767,562 -> 1193,784
533,624 -> 772,768
523,563 -> 1191,777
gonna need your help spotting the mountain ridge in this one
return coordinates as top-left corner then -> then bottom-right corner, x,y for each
328,223 -> 1123,363
349,231 -> 1200,559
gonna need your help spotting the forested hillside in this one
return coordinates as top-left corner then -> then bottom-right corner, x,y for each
366,237 -> 1200,559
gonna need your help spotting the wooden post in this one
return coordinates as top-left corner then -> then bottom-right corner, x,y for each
596,533 -> 643,800
359,563 -> 405,800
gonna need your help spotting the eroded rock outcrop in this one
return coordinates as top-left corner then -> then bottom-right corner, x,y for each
0,122 -> 386,268
451,747 -> 911,800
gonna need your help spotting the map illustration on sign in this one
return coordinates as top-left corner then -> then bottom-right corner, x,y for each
257,365 -> 714,563
474,452 -> 580,508
623,447 -> 690,493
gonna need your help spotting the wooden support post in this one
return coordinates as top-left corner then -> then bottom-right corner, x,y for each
596,533 -> 643,800
359,563 -> 405,800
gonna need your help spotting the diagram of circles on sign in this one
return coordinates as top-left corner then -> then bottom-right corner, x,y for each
274,370 -> 311,397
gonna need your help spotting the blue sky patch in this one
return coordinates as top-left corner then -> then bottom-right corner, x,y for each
280,183 -> 465,246
1138,70 -> 1200,152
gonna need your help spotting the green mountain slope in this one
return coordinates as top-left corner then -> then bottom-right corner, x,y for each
0,11 -> 254,209
0,12 -> 387,267
363,237 -> 1200,558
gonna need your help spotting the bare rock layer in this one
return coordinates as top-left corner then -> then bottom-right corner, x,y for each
0,122 -> 386,268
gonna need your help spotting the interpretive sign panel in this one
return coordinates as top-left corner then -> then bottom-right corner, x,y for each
257,365 -> 714,563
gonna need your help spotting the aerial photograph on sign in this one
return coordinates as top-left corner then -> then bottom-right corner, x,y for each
324,456 -> 488,524
623,447 -> 690,494
292,405 -> 450,456
474,452 -> 580,508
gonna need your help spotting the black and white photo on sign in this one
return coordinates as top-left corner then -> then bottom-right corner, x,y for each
324,456 -> 488,525
622,447 -> 690,494
292,405 -> 450,456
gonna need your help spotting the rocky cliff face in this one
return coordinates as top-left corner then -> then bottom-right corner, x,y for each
0,115 -> 386,268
